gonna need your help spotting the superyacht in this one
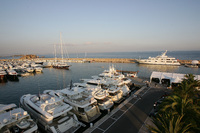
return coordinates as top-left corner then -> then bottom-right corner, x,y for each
136,50 -> 181,65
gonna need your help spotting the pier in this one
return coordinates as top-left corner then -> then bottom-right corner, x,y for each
1,57 -> 199,66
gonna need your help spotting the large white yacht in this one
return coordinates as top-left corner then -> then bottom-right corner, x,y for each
44,87 -> 101,123
20,93 -> 81,133
0,103 -> 38,133
136,50 -> 181,65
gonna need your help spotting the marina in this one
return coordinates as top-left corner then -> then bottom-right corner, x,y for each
0,54 -> 200,133
1,0 -> 200,132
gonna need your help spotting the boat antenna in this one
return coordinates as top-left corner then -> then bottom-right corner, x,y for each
70,80 -> 73,90
54,43 -> 57,62
60,32 -> 64,63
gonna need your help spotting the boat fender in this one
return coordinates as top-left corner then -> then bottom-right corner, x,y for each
90,123 -> 93,128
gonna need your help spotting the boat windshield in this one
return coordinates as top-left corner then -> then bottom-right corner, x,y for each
96,97 -> 109,104
84,105 -> 94,112
109,91 -> 120,96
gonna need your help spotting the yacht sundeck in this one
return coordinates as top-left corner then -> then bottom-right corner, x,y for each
44,87 -> 101,123
0,103 -> 38,133
20,93 -> 81,133
136,50 -> 181,65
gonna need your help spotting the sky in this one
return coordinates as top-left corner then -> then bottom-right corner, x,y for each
0,0 -> 200,56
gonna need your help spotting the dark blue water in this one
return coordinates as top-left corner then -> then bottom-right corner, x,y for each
0,62 -> 200,105
39,51 -> 200,60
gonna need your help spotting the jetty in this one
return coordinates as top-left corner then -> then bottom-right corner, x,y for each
0,57 -> 199,66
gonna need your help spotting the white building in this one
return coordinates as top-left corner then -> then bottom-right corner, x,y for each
150,71 -> 200,87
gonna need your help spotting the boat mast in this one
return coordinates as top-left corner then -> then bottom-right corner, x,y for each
60,32 -> 64,63
54,44 -> 57,62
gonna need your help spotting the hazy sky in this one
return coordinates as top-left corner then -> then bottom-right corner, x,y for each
0,0 -> 200,56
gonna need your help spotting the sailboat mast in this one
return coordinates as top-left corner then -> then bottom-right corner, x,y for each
54,44 -> 57,62
60,32 -> 64,62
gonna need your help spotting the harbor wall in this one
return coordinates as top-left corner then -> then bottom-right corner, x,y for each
0,58 -> 199,65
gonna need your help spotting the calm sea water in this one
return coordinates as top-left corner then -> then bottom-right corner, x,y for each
0,62 -> 200,105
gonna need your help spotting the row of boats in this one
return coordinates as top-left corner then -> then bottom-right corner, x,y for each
0,60 -> 44,82
0,58 -> 72,82
0,65 -> 136,133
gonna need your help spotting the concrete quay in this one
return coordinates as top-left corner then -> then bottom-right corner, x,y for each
83,80 -> 169,133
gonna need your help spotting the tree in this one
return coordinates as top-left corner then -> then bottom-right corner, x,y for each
173,74 -> 199,99
148,74 -> 200,132
148,112 -> 192,133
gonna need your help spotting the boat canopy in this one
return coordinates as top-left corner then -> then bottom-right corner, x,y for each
150,71 -> 200,85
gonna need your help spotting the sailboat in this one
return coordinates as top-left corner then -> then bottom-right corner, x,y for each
53,32 -> 71,69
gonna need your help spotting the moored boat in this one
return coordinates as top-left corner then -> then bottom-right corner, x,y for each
20,93 -> 82,133
6,69 -> 19,81
136,50 -> 181,65
44,87 -> 101,123
0,103 -> 38,133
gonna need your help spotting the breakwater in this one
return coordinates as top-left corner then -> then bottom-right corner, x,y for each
0,58 -> 199,65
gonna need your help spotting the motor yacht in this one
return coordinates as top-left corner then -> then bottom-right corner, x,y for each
91,88 -> 114,111
20,93 -> 81,133
73,82 -> 114,112
34,67 -> 43,73
105,85 -> 124,104
0,103 -> 38,133
118,84 -> 131,97
6,69 -> 18,81
44,87 -> 101,123
26,67 -> 35,73
99,65 -> 119,78
136,50 -> 181,65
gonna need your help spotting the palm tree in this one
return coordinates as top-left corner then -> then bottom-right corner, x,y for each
157,94 -> 200,132
173,74 -> 199,99
148,73 -> 200,133
148,112 -> 192,133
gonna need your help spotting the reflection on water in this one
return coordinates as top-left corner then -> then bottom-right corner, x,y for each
138,64 -> 179,72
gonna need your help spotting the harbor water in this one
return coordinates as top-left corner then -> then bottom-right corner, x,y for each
0,62 -> 200,105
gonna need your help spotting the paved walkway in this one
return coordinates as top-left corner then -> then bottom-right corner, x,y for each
84,83 -> 168,133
